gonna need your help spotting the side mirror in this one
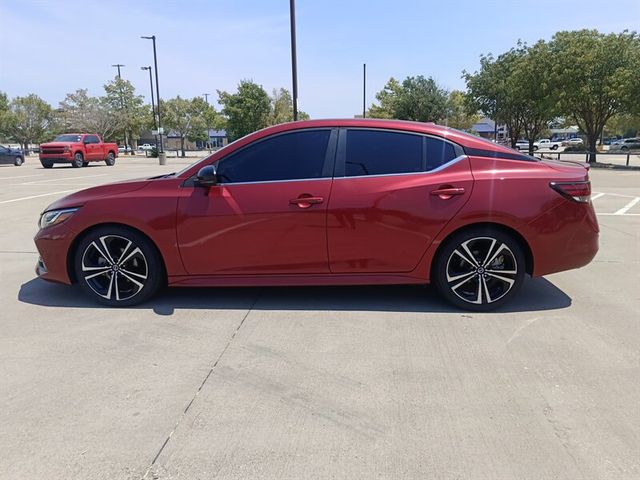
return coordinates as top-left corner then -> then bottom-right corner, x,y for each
196,164 -> 218,187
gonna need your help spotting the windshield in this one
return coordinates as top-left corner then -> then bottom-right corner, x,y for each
53,134 -> 82,142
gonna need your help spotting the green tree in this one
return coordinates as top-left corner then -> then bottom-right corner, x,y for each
218,80 -> 271,141
4,94 -> 54,152
368,77 -> 402,119
58,89 -> 120,141
549,30 -> 640,161
445,90 -> 480,131
162,96 -> 209,157
511,41 -> 559,154
268,88 -> 310,125
369,76 -> 448,122
103,77 -> 148,152
464,48 -> 527,148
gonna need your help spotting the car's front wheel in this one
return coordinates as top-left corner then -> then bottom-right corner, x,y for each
72,153 -> 84,168
433,228 -> 526,311
74,226 -> 163,306
14,156 -> 24,166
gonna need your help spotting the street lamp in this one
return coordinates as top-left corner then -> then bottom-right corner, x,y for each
111,64 -> 128,153
289,0 -> 298,121
363,63 -> 366,118
141,66 -> 158,149
141,35 -> 165,163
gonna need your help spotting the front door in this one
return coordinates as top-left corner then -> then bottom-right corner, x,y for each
177,129 -> 336,275
327,129 -> 474,273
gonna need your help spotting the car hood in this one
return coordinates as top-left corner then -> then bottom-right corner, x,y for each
43,178 -> 150,212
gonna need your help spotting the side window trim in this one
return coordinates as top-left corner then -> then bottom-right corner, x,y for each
211,127 -> 338,186
335,127 -> 465,179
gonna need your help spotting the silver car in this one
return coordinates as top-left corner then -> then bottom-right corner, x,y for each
609,137 -> 640,151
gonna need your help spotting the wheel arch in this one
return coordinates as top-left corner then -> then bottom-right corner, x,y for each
67,222 -> 168,284
430,222 -> 534,278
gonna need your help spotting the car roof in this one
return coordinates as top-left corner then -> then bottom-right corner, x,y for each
252,119 -> 518,154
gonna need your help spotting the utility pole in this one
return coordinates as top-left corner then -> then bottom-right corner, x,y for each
289,0 -> 298,121
111,64 -> 125,79
142,35 -> 165,164
202,93 -> 211,152
363,63 -> 366,118
111,64 -> 128,153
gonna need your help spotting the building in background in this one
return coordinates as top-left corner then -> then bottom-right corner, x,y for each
471,117 -> 507,141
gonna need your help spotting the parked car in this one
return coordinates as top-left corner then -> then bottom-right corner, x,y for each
0,145 -> 25,166
34,119 -> 599,311
118,145 -> 133,154
39,134 -> 118,168
534,139 -> 563,150
138,143 -> 154,151
515,140 -> 538,151
562,138 -> 584,146
609,137 -> 640,151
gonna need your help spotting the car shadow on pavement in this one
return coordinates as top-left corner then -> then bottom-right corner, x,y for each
18,276 -> 571,315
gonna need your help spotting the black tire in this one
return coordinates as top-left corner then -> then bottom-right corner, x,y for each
73,226 -> 164,307
433,227 -> 526,311
14,156 -> 24,166
105,152 -> 116,166
82,161 -> 89,167
551,145 -> 559,150
41,161 -> 53,169
533,146 -> 539,151
72,152 -> 84,168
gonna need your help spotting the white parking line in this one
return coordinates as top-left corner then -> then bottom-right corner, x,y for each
0,174 -> 44,180
614,197 -> 640,215
20,174 -> 108,185
591,193 -> 606,201
0,190 -> 76,204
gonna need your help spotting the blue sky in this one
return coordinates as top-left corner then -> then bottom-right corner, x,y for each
1,0 -> 638,118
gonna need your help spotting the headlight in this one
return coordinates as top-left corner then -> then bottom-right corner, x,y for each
39,208 -> 79,229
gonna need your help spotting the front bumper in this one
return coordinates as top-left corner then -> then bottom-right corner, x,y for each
34,223 -> 75,284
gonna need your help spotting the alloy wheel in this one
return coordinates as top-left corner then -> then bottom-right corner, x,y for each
445,236 -> 518,305
80,235 -> 148,301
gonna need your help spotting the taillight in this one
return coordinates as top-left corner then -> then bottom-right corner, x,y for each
550,181 -> 591,203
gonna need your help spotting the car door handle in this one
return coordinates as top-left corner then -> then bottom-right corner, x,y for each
430,187 -> 466,199
290,195 -> 324,209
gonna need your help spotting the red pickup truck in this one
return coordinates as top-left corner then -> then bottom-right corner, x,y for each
39,134 -> 118,168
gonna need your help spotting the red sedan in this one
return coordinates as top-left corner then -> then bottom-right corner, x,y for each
34,119 -> 598,311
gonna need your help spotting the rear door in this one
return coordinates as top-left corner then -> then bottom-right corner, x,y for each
327,128 -> 474,273
177,128 -> 337,275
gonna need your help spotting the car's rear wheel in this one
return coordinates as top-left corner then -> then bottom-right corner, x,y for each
72,153 -> 84,168
14,156 -> 23,166
74,226 -> 163,306
105,152 -> 116,166
433,228 -> 526,311
551,145 -> 559,150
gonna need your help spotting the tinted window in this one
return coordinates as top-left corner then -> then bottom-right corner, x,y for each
85,135 -> 99,144
217,130 -> 331,183
425,137 -> 458,170
346,130 -> 422,176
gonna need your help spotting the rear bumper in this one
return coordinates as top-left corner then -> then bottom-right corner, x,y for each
528,200 -> 599,277
34,223 -> 75,284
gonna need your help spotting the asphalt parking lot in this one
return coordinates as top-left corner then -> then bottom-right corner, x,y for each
1,155 -> 638,480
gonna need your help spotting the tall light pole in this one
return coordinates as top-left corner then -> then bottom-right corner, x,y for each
111,64 -> 125,79
141,66 -> 158,149
289,0 -> 298,121
141,35 -> 165,162
202,93 -> 211,152
363,63 -> 366,118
